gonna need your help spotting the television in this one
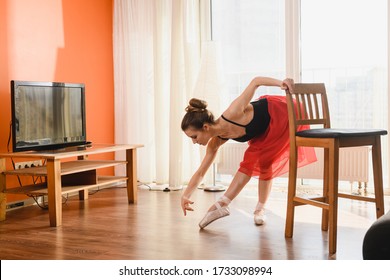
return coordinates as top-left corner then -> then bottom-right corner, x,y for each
11,80 -> 87,152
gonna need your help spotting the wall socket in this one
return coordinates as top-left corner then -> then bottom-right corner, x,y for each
14,160 -> 43,169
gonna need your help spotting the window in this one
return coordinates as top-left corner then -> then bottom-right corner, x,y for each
301,0 -> 388,180
301,0 -> 387,129
211,0 -> 286,108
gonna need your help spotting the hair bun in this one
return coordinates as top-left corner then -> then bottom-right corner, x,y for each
186,98 -> 207,113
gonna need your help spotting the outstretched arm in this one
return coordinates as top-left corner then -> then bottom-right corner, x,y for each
181,137 -> 227,215
225,77 -> 293,117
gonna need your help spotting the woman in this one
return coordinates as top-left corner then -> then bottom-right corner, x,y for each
180,77 -> 316,229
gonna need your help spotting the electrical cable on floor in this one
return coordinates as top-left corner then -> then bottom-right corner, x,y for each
138,182 -> 152,190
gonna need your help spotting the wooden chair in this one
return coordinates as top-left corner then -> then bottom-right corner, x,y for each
284,83 -> 387,254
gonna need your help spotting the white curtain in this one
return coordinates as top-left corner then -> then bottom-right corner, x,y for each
113,0 -> 201,188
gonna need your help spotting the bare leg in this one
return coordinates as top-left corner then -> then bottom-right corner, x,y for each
254,179 -> 273,225
207,171 -> 251,211
257,179 -> 273,208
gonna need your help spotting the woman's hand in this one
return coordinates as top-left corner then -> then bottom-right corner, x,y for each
181,196 -> 194,216
281,78 -> 294,93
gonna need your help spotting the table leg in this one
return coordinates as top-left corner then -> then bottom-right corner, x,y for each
46,159 -> 62,227
126,148 -> 138,204
77,155 -> 89,200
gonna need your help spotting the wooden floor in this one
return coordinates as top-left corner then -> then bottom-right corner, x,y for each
0,183 -> 389,260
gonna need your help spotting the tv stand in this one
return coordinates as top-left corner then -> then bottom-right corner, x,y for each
0,143 -> 143,227
84,141 -> 93,147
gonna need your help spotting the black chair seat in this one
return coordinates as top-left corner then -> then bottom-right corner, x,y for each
296,128 -> 387,138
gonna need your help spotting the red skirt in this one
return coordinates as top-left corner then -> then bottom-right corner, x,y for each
238,95 -> 317,180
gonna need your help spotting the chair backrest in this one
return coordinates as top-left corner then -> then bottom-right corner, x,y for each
285,83 -> 331,135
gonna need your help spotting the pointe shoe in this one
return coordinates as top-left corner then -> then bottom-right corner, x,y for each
254,209 -> 266,225
199,202 -> 230,229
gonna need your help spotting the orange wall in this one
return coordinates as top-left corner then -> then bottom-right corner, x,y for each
0,0 -> 115,202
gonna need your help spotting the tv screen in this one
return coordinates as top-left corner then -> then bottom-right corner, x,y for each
11,80 -> 87,152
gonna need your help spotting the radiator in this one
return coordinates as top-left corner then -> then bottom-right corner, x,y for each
217,142 -> 370,184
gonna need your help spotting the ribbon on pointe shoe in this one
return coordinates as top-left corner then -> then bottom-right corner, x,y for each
199,199 -> 230,229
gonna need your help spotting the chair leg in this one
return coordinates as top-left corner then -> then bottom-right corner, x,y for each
285,147 -> 298,238
322,148 -> 329,231
328,141 -> 339,255
372,136 -> 385,218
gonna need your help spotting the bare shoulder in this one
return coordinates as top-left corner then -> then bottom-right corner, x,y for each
222,103 -> 253,121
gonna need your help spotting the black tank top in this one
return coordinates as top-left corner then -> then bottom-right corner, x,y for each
219,98 -> 270,142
